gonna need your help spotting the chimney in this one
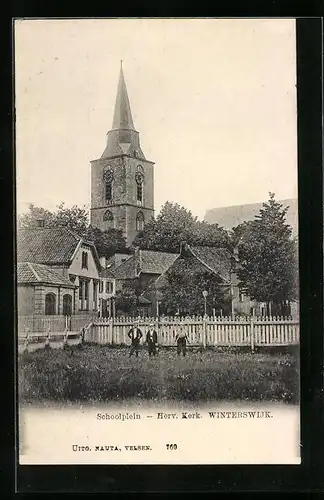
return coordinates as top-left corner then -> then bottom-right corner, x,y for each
179,240 -> 187,254
134,248 -> 141,276
36,219 -> 45,228
99,256 -> 106,269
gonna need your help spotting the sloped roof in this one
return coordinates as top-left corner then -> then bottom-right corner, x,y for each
140,250 -> 179,274
100,65 -> 147,161
105,253 -> 132,272
17,262 -> 76,287
17,227 -> 102,271
100,267 -> 116,279
17,228 -> 80,264
112,64 -> 135,131
142,246 -> 232,299
113,250 -> 179,279
187,246 -> 232,283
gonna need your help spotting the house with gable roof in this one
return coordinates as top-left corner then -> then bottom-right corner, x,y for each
17,262 -> 77,316
112,249 -> 179,290
110,248 -> 179,315
17,226 -> 116,316
140,244 -> 261,317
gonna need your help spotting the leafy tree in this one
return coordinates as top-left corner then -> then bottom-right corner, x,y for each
232,193 -> 298,316
18,204 -> 55,229
18,202 -> 89,235
159,256 -> 231,316
18,202 -> 127,258
84,226 -> 127,258
133,201 -> 230,253
52,202 -> 89,235
114,282 -> 138,316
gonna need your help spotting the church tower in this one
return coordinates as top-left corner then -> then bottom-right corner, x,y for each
90,63 -> 155,246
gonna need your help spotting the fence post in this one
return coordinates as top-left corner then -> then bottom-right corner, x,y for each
24,329 -> 30,353
250,317 -> 255,352
63,328 -> 68,348
203,315 -> 207,349
45,327 -> 51,349
110,318 -> 114,345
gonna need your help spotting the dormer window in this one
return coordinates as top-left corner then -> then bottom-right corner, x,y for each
81,251 -> 88,269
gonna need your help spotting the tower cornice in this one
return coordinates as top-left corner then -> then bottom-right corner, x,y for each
91,154 -> 155,165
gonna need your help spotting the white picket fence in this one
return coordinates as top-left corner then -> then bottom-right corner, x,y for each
17,314 -> 96,354
18,313 -> 97,334
85,315 -> 299,350
17,329 -> 83,354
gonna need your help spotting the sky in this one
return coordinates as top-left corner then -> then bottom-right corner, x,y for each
15,18 -> 298,220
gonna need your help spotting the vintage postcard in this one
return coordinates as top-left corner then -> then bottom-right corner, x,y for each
15,18 -> 300,465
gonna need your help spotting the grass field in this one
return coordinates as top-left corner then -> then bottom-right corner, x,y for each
18,344 -> 299,404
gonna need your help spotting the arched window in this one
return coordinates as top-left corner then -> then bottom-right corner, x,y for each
45,293 -> 56,315
136,211 -> 145,231
103,167 -> 114,204
63,294 -> 72,316
103,210 -> 114,230
135,167 -> 144,204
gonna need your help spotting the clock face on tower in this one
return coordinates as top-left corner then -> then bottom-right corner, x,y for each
103,166 -> 114,183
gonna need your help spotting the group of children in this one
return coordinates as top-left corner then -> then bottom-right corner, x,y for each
127,322 -> 189,357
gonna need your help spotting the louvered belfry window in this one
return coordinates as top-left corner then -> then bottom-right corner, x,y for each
135,167 -> 144,204
104,167 -> 114,203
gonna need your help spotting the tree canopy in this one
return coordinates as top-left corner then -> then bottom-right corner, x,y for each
232,193 -> 298,314
159,256 -> 231,316
18,202 -> 127,258
133,201 -> 231,253
84,226 -> 128,258
114,282 -> 138,316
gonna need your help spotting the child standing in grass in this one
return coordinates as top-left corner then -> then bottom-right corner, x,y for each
175,323 -> 189,356
128,321 -> 143,357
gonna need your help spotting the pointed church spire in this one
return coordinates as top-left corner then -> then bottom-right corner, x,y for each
101,63 -> 146,160
112,63 -> 135,130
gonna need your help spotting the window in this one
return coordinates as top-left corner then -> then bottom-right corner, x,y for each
79,280 -> 83,300
104,167 -> 114,203
63,294 -> 72,316
99,280 -> 103,293
136,211 -> 145,231
81,251 -> 88,269
84,281 -> 88,300
135,168 -> 144,204
103,210 -> 114,230
45,293 -> 56,315
239,288 -> 248,302
93,282 -> 98,310
137,183 -> 143,203
105,182 -> 112,202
